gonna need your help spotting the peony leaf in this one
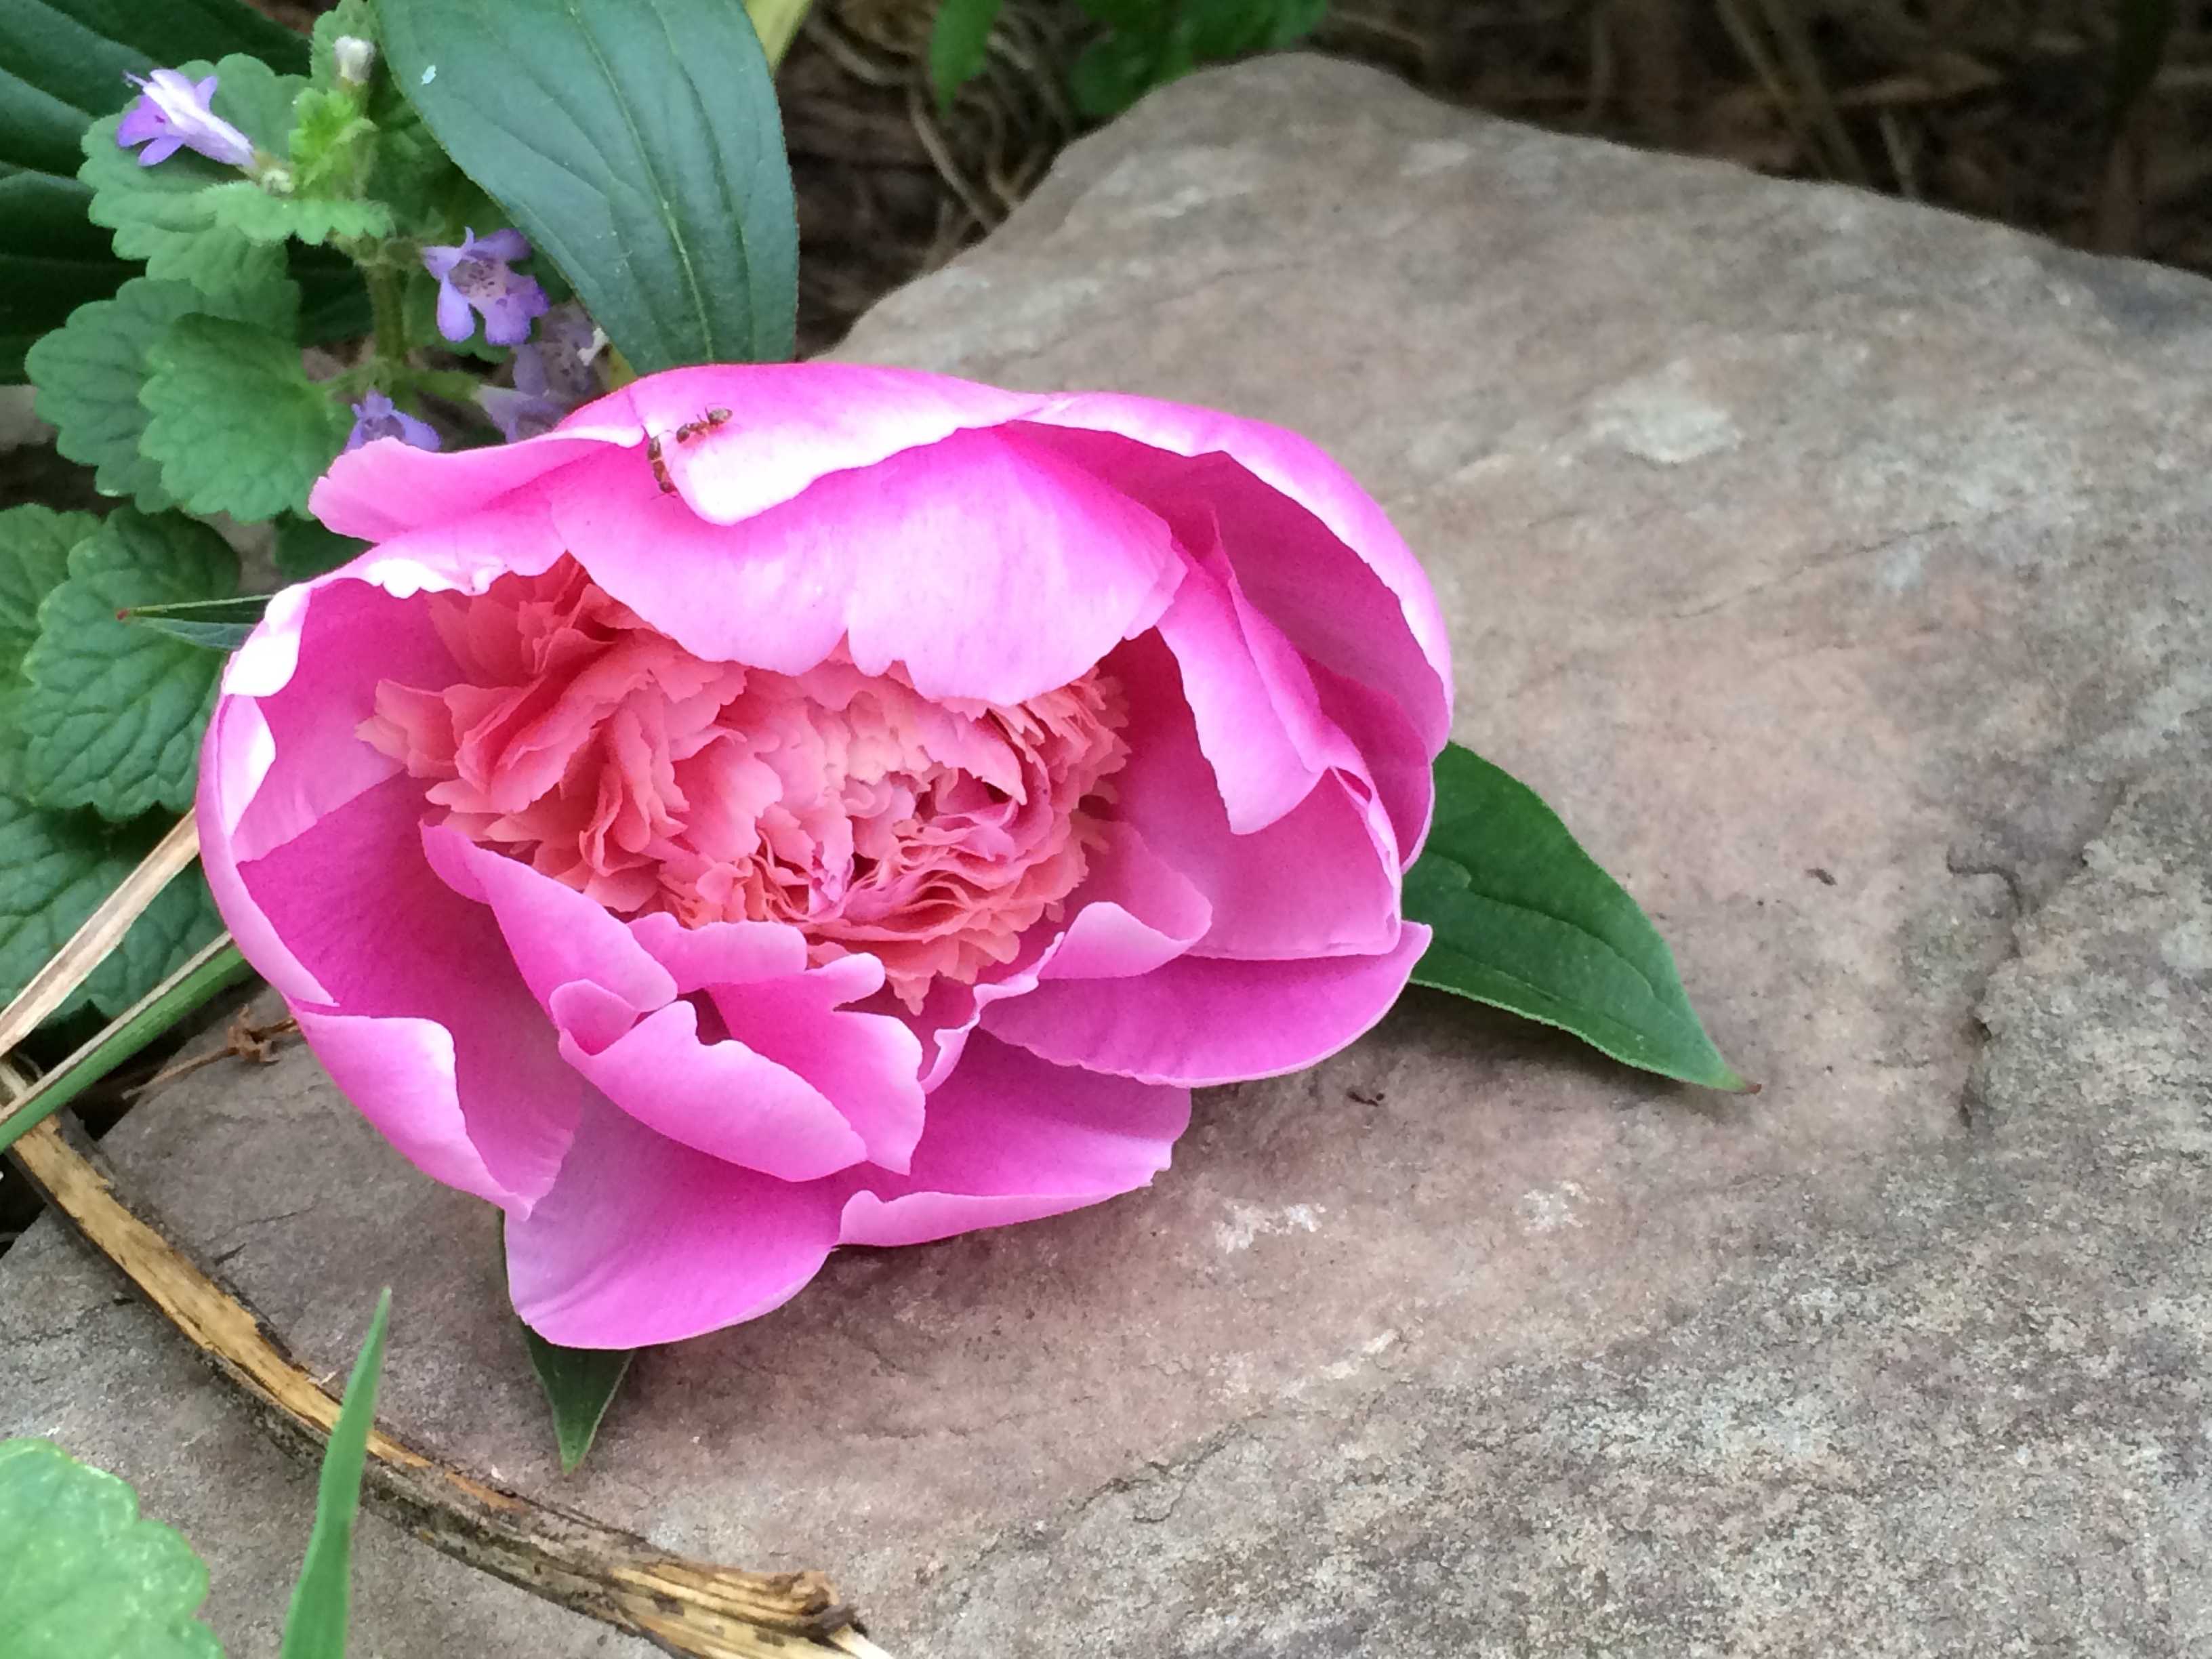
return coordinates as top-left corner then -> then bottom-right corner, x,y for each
140,313 -> 351,523
26,274 -> 301,514
279,1289 -> 390,1659
518,1313 -> 636,1475
0,1438 -> 222,1659
378,0 -> 798,371
18,510 -> 238,821
1404,742 -> 1744,1090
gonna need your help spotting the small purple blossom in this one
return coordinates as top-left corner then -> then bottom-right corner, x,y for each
115,68 -> 255,169
422,228 -> 550,348
345,390 -> 441,454
478,303 -> 608,442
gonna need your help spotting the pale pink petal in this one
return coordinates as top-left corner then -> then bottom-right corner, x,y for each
507,1091 -> 844,1348
200,696 -> 328,1007
237,775 -> 581,1206
574,362 -> 1045,524
981,924 -> 1430,1087
626,911 -> 808,990
309,429 -> 621,543
548,427 -> 1184,703
556,1000 -> 869,1181
1308,657 -> 1436,868
346,489 -> 573,601
838,1033 -> 1189,1247
1033,820 -> 1210,982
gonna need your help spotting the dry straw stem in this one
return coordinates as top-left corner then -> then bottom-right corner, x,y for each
0,810 -> 203,1059
1,1101 -> 880,1658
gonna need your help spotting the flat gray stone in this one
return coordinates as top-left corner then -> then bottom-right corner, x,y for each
11,51 -> 2212,1657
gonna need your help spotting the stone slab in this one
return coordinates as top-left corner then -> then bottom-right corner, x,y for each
10,52 -> 2212,1657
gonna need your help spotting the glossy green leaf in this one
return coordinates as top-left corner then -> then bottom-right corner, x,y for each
0,1437 -> 221,1659
140,312 -> 349,521
18,509 -> 237,819
279,1288 -> 390,1659
930,0 -> 1004,108
1404,743 -> 1742,1090
380,0 -> 798,370
25,274 -> 299,513
121,592 -> 270,652
518,1319 -> 635,1475
0,168 -> 132,383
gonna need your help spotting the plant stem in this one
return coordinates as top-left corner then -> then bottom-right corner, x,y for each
367,263 -> 409,365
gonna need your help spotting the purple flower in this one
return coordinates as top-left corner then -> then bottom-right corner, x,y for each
116,68 -> 256,168
345,390 -> 441,453
421,228 -> 550,348
478,303 -> 607,442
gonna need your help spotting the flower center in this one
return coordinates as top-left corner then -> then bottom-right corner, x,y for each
362,557 -> 1128,1007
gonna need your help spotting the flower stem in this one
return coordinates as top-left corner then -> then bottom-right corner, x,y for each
367,264 -> 409,365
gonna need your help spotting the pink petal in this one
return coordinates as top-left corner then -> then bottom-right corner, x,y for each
1033,820 -> 1211,983
838,1033 -> 1190,1247
1107,633 -> 1401,960
308,429 -> 619,543
547,426 -> 1184,703
201,695 -> 328,1008
554,999 -> 869,1182
980,924 -> 1431,1087
236,774 -> 581,1206
1019,420 -> 1452,755
577,362 -> 1045,525
507,1090 -> 845,1348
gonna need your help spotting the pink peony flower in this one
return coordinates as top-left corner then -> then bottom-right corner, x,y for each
199,364 -> 1452,1347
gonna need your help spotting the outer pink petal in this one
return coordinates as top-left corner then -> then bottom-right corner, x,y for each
309,430 -> 621,543
555,1000 -> 869,1182
980,924 -> 1431,1087
1108,634 -> 1401,960
507,1090 -> 845,1347
234,775 -> 581,1208
838,1033 -> 1190,1248
1034,820 -> 1210,983
550,426 -> 1184,703
573,362 -> 1045,525
1019,421 -> 1450,756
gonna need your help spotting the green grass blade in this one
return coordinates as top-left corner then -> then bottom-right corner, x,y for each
0,935 -> 251,1158
279,1288 -> 391,1659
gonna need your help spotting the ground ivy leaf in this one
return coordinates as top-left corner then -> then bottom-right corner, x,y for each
0,1438 -> 222,1659
79,96 -> 283,297
1404,742 -> 1744,1090
18,510 -> 239,821
203,181 -> 394,245
0,506 -> 97,684
518,1319 -> 635,1475
26,275 -> 301,514
207,52 -> 307,156
140,314 -> 350,522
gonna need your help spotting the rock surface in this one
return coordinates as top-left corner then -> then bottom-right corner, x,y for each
11,50 -> 2212,1657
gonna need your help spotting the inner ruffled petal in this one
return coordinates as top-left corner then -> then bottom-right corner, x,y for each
362,554 -> 1130,1010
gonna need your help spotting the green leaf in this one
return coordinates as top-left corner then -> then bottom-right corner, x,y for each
380,0 -> 799,371
930,0 -> 1005,108
26,275 -> 300,514
1404,743 -> 1743,1090
203,181 -> 394,246
0,1438 -> 221,1659
0,506 -> 96,684
287,86 -> 377,198
79,106 -> 283,296
279,1288 -> 391,1659
201,52 -> 305,157
140,314 -> 348,522
121,592 -> 270,652
18,510 -> 238,820
0,775 -> 222,1024
273,514 -> 368,581
518,1320 -> 635,1475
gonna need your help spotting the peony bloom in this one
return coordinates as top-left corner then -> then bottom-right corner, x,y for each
201,364 -> 1452,1347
